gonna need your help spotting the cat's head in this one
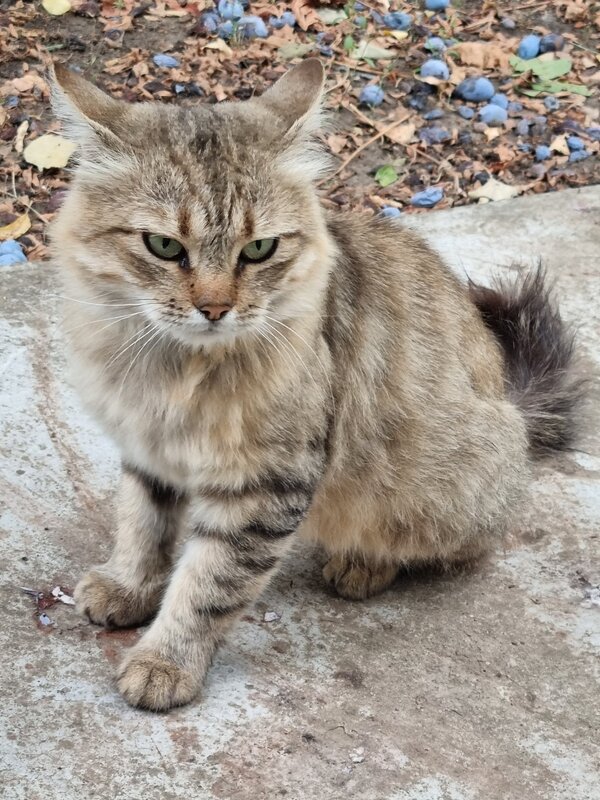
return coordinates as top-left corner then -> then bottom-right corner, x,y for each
50,60 -> 333,349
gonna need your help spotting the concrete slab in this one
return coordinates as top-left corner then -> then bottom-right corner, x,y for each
1,186 -> 599,800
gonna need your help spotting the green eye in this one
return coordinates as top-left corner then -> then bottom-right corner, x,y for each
143,233 -> 185,261
240,238 -> 278,263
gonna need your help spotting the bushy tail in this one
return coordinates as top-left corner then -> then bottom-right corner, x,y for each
469,267 -> 585,456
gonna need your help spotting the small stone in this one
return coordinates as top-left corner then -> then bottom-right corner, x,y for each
508,102 -> 523,113
501,17 -> 516,30
516,118 -> 531,137
543,96 -> 560,112
419,126 -> 451,144
425,0 -> 450,9
411,187 -> 444,208
380,206 -> 402,218
263,611 -> 281,623
152,53 -> 180,69
423,108 -> 444,120
458,106 -> 474,120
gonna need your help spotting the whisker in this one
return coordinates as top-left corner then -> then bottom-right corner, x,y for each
263,314 -> 336,416
63,309 -> 151,336
102,322 -> 155,374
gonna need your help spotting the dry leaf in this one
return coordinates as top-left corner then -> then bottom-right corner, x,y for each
23,134 -> 77,171
453,42 -> 510,71
0,213 -> 31,242
327,134 -> 348,155
291,0 -> 320,31
484,128 -> 502,142
14,120 -> 29,154
550,134 -> 570,155
385,122 -> 415,145
42,0 -> 72,14
469,177 -> 524,202
204,40 -> 233,57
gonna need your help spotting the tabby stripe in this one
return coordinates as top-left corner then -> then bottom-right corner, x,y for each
123,463 -> 184,508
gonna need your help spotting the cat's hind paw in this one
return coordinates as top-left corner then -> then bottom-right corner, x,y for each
323,553 -> 397,600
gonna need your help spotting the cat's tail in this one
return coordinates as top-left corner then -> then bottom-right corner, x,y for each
468,266 -> 585,456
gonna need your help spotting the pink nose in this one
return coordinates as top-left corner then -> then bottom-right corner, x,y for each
199,304 -> 231,321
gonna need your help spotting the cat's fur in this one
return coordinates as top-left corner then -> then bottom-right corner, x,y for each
50,60 -> 581,711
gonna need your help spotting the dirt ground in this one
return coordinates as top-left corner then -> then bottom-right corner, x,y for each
0,0 -> 598,260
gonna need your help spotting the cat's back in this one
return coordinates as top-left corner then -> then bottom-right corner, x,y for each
324,210 -> 505,399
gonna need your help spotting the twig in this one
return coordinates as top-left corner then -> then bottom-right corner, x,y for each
333,59 -> 382,76
414,147 -> 446,166
319,116 -> 411,185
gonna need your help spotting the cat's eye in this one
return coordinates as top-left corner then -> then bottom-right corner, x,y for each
239,238 -> 278,264
143,233 -> 185,261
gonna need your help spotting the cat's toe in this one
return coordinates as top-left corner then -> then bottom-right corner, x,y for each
74,569 -> 159,628
117,648 -> 199,711
323,554 -> 397,600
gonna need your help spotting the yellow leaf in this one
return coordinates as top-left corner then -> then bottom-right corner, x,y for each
0,213 -> 31,242
550,134 -> 570,155
388,31 -> 409,41
23,134 -> 77,171
42,0 -> 71,14
204,40 -> 233,57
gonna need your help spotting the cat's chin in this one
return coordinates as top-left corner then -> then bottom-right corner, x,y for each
165,323 -> 243,351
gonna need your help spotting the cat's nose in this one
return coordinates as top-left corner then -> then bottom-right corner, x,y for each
198,304 -> 232,322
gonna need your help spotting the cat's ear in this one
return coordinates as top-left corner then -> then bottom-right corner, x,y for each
49,63 -> 129,147
260,59 -> 325,137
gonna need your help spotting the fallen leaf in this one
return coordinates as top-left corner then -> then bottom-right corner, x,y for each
0,213 -> 31,242
42,0 -> 72,14
327,133 -> 348,154
278,41 -> 315,60
510,55 -> 572,81
375,165 -> 398,188
204,39 -> 233,57
454,42 -> 510,70
525,80 -> 592,97
23,134 -> 77,171
469,177 -> 524,202
385,122 -> 415,145
291,0 -> 320,31
14,120 -> 29,154
550,134 -> 570,155
351,41 -> 396,61
317,7 -> 347,24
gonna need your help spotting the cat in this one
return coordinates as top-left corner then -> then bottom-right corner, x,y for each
49,59 -> 582,711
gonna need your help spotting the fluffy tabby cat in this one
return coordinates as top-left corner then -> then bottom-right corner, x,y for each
50,60 -> 581,711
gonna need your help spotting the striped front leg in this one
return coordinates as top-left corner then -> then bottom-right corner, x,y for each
116,470 -> 318,710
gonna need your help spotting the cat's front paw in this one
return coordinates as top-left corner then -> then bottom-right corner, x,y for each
116,646 -> 200,711
75,568 -> 160,628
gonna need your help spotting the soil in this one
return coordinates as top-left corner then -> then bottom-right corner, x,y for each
0,0 -> 598,259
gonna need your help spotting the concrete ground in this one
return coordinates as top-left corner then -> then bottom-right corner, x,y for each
1,186 -> 599,800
